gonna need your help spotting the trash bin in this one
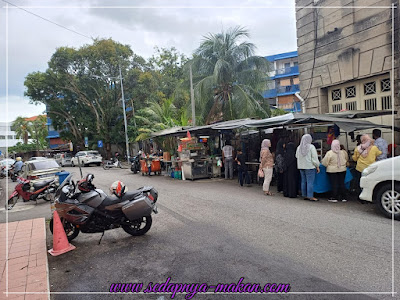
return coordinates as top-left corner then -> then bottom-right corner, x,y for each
56,171 -> 70,185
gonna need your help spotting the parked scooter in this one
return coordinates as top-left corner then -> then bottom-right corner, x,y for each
130,155 -> 141,174
50,173 -> 158,241
9,166 -> 20,182
103,158 -> 122,170
7,177 -> 58,210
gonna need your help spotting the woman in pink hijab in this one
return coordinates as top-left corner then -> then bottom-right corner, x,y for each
259,139 -> 274,196
322,139 -> 349,202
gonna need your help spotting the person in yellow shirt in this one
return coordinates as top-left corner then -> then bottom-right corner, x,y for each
352,134 -> 382,195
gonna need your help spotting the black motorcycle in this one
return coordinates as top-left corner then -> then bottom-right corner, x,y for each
50,173 -> 158,242
130,155 -> 141,174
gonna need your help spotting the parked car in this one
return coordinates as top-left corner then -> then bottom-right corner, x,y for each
359,156 -> 400,220
0,158 -> 15,168
19,159 -> 62,184
28,157 -> 48,161
0,158 -> 15,177
54,153 -> 72,167
71,151 -> 102,167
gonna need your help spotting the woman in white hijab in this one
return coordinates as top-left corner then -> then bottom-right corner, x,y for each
259,139 -> 274,196
296,134 -> 320,201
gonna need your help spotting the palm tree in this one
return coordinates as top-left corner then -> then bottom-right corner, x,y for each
191,26 -> 270,124
134,98 -> 188,141
12,116 -> 32,144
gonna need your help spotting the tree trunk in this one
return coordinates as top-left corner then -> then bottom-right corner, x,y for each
106,142 -> 111,159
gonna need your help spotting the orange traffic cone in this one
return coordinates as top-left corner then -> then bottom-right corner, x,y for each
48,211 -> 76,256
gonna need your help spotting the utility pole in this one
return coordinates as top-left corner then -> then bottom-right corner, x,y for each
119,65 -> 130,162
189,64 -> 195,127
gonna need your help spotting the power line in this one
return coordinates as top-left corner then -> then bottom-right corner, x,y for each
2,0 -> 93,40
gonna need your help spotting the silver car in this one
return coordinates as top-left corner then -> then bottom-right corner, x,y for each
19,159 -> 62,184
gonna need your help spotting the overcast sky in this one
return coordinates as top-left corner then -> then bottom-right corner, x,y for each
0,0 -> 297,122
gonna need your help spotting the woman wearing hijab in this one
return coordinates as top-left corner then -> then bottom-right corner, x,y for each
352,134 -> 382,194
296,134 -> 320,201
283,142 -> 299,198
259,139 -> 274,196
275,138 -> 286,193
322,139 -> 349,202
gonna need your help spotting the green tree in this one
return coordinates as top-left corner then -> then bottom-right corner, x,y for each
148,47 -> 188,100
12,117 -> 32,144
25,39 -> 147,157
190,26 -> 270,124
30,115 -> 48,150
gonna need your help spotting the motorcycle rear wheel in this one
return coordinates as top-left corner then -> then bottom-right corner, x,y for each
49,217 -> 80,242
122,215 -> 152,236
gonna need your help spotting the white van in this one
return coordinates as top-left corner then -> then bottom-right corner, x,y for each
54,153 -> 73,167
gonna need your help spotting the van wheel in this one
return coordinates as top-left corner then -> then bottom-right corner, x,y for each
375,183 -> 400,220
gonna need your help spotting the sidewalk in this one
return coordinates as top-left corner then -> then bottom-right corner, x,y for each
0,218 -> 49,300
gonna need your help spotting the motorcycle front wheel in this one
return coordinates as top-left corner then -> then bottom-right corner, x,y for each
49,217 -> 80,242
7,195 -> 18,210
122,215 -> 152,236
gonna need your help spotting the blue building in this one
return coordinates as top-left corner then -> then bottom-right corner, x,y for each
263,51 -> 301,112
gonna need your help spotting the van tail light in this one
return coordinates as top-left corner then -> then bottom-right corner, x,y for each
147,194 -> 155,202
27,175 -> 39,180
61,154 -> 64,158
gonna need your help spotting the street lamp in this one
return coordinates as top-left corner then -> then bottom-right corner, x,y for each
118,65 -> 130,162
91,66 -> 132,162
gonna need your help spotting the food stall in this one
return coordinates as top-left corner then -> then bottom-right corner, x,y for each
178,136 -> 212,180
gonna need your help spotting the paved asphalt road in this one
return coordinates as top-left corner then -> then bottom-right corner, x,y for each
1,166 -> 399,300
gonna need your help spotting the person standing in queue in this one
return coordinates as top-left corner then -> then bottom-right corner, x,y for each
259,139 -> 274,196
296,134 -> 320,201
283,142 -> 299,198
235,148 -> 250,187
372,129 -> 388,161
145,153 -> 152,176
222,141 -> 234,179
274,138 -> 286,193
322,139 -> 349,202
352,134 -> 382,194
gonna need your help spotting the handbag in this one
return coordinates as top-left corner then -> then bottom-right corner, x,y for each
258,168 -> 264,178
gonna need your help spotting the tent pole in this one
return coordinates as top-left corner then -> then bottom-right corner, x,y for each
345,131 -> 349,153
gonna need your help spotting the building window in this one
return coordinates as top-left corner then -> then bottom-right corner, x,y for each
381,96 -> 392,110
284,63 -> 290,68
364,98 -> 377,110
381,78 -> 390,92
294,61 -> 298,66
332,103 -> 342,112
0,136 -> 5,140
331,89 -> 341,101
345,86 -> 356,98
364,81 -> 376,95
346,101 -> 357,110
8,135 -> 13,139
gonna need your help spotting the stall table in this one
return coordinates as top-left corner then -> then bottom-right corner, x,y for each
314,164 -> 353,194
245,162 -> 261,184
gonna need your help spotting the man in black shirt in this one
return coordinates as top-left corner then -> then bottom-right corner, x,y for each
235,148 -> 250,186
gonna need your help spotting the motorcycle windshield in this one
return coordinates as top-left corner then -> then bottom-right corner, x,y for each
55,173 -> 73,196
